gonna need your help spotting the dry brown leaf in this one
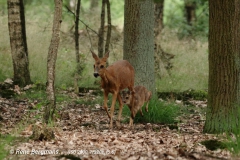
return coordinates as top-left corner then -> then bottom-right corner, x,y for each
21,124 -> 33,135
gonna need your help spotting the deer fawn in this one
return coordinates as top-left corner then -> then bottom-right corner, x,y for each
121,85 -> 152,127
91,50 -> 135,129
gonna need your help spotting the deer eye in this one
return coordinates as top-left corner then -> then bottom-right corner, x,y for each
126,97 -> 129,99
93,64 -> 95,68
100,65 -> 104,69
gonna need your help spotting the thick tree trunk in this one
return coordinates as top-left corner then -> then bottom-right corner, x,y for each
124,0 -> 155,95
204,0 -> 240,133
7,0 -> 31,87
98,0 -> 105,58
44,0 -> 62,124
74,0 -> 81,94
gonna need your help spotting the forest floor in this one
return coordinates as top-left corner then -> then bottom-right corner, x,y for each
0,87 -> 237,160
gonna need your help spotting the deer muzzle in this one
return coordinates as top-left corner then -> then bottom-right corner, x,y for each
94,73 -> 99,78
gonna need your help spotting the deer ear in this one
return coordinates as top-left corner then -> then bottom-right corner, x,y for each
104,51 -> 109,58
102,51 -> 109,62
91,50 -> 99,61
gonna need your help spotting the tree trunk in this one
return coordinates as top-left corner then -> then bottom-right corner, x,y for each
74,0 -> 81,94
98,0 -> 105,58
104,0 -> 111,53
44,0 -> 62,124
154,0 -> 164,37
204,0 -> 240,133
124,0 -> 155,95
90,0 -> 98,9
154,0 -> 174,78
154,44 -> 174,78
7,0 -> 31,87
184,0 -> 196,26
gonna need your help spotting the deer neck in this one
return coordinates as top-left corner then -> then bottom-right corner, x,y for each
100,69 -> 113,84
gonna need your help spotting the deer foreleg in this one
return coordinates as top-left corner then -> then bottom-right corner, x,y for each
129,87 -> 135,109
109,92 -> 118,129
103,91 -> 110,119
129,110 -> 135,128
116,93 -> 123,127
129,117 -> 134,127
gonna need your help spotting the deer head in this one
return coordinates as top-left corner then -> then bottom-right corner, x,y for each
91,50 -> 109,78
121,90 -> 132,104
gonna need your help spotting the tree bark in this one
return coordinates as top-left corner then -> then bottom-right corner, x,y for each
44,0 -> 62,124
104,0 -> 111,53
204,0 -> 240,133
7,0 -> 31,87
184,0 -> 196,26
154,0 -> 164,37
124,0 -> 155,95
154,44 -> 174,78
98,0 -> 105,58
74,0 -> 81,94
154,0 -> 174,78
75,0 -> 81,64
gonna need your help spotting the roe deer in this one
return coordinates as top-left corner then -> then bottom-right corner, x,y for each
121,85 -> 152,127
91,50 -> 135,129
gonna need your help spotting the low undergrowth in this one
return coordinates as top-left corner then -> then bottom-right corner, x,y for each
122,98 -> 180,125
0,134 -> 15,159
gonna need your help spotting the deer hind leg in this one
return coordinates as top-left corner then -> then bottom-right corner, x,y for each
145,101 -> 149,112
103,91 -> 111,119
145,91 -> 152,112
140,106 -> 144,116
109,91 -> 118,129
129,110 -> 136,128
116,93 -> 123,128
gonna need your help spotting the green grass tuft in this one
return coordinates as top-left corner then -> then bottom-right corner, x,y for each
16,89 -> 46,102
122,98 -> 180,124
0,134 -> 16,159
225,129 -> 240,155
